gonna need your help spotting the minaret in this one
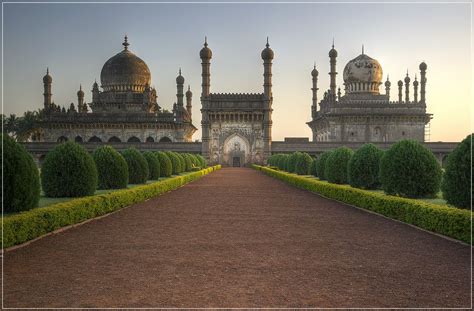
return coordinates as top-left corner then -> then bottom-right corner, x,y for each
92,80 -> 99,103
261,37 -> 275,163
186,85 -> 193,118
419,62 -> 427,104
200,37 -> 212,97
385,76 -> 391,99
77,84 -> 84,112
404,71 -> 410,103
199,37 -> 213,160
43,68 -> 52,111
413,75 -> 419,103
176,68 -> 185,107
328,40 -> 338,99
398,80 -> 403,103
311,64 -> 319,119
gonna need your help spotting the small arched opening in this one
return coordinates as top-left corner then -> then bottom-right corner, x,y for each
127,136 -> 141,143
108,136 -> 121,143
146,136 -> 155,143
57,136 -> 68,143
75,136 -> 83,143
159,136 -> 172,143
88,136 -> 102,143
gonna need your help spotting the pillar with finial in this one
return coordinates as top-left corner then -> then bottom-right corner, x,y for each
398,80 -> 403,103
199,37 -> 213,160
337,87 -> 341,101
261,37 -> 275,163
419,62 -> 427,104
404,71 -> 410,103
413,75 -> 419,103
176,68 -> 185,107
122,35 -> 129,51
385,76 -> 391,99
92,79 -> 99,103
77,84 -> 84,112
43,68 -> 52,111
186,85 -> 192,119
311,63 -> 319,118
329,39 -> 338,99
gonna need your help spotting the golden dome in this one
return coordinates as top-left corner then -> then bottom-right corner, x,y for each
100,36 -> 151,92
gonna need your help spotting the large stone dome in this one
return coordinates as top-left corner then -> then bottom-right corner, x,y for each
100,37 -> 151,92
343,53 -> 383,94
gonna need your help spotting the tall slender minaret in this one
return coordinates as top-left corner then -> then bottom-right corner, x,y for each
176,68 -> 185,107
186,85 -> 192,118
92,80 -> 99,103
413,75 -> 419,103
43,68 -> 52,111
200,37 -> 213,160
398,80 -> 403,103
311,64 -> 319,119
329,40 -> 338,99
385,75 -> 391,99
404,71 -> 410,103
261,37 -> 274,162
419,62 -> 427,104
77,84 -> 84,112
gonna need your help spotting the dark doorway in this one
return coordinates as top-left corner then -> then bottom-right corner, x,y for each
232,157 -> 241,167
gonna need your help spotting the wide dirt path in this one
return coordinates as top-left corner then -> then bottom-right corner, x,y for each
4,168 -> 471,308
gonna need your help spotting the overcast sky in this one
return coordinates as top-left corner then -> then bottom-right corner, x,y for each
2,1 -> 471,142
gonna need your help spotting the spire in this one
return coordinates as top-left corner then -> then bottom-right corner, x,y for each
204,36 -> 208,47
47,67 -> 49,75
332,38 -> 334,49
123,35 -> 129,50
80,84 -> 82,91
179,67 -> 182,75
362,44 -> 364,55
266,36 -> 269,48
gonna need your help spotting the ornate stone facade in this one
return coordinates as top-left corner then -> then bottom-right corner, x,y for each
39,36 -> 197,143
307,45 -> 431,143
200,38 -> 273,166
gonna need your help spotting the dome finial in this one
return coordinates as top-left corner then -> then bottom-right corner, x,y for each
80,84 -> 82,90
46,67 -> 49,75
188,85 -> 190,91
314,61 -> 316,69
123,35 -> 129,50
179,67 -> 182,75
266,36 -> 269,48
204,36 -> 208,47
332,38 -> 334,48
362,44 -> 364,55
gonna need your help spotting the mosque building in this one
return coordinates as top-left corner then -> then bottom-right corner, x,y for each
307,44 -> 431,143
40,36 -> 197,143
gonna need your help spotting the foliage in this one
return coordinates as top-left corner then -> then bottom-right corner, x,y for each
176,153 -> 186,172
41,142 -> 98,197
315,151 -> 332,180
143,151 -> 161,180
155,152 -> 173,177
165,151 -> 182,175
295,152 -> 313,175
254,165 -> 472,244
2,134 -> 40,212
442,134 -> 473,209
287,152 -> 301,173
122,148 -> 149,184
3,166 -> 222,248
310,158 -> 318,177
1,110 -> 44,142
93,145 -> 129,189
196,154 -> 207,168
182,153 -> 194,172
278,154 -> 290,171
348,144 -> 384,189
380,140 -> 442,198
325,147 -> 353,184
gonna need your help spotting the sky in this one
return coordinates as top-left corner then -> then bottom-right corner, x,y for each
2,1 -> 472,142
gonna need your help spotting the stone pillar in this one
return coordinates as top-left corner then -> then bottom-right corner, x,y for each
404,72 -> 410,103
329,42 -> 338,99
419,62 -> 427,104
200,38 -> 212,160
186,85 -> 192,119
398,80 -> 403,103
43,68 -> 52,110
77,85 -> 84,112
311,65 -> 319,119
261,38 -> 274,163
413,75 -> 419,103
385,76 -> 391,99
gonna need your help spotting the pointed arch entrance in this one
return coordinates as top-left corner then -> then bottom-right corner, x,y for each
223,133 -> 250,167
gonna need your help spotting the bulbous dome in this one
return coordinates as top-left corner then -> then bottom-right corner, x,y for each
100,37 -> 151,92
311,66 -> 319,77
343,53 -> 383,84
200,38 -> 212,60
419,61 -> 427,71
43,68 -> 52,83
261,40 -> 274,60
176,69 -> 184,84
77,85 -> 84,97
186,86 -> 192,97
329,47 -> 338,58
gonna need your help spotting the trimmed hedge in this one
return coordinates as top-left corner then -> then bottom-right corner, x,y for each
182,153 -> 194,172
122,148 -> 149,184
348,144 -> 384,189
380,140 -> 442,198
196,154 -> 207,168
310,158 -> 318,177
3,165 -> 222,249
295,152 -> 313,175
156,152 -> 172,177
143,151 -> 161,180
2,134 -> 40,213
442,134 -> 473,209
253,165 -> 472,244
325,147 -> 353,184
316,150 -> 332,180
287,152 -> 301,173
93,146 -> 129,190
42,142 -> 98,197
166,151 -> 182,175
176,153 -> 186,173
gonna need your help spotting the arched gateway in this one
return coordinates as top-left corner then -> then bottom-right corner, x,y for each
223,134 -> 250,167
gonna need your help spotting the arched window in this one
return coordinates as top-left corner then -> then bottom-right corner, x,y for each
127,136 -> 140,143
57,136 -> 68,143
75,136 -> 83,143
373,127 -> 382,142
159,136 -> 172,143
88,136 -> 102,143
108,136 -> 121,143
146,136 -> 155,143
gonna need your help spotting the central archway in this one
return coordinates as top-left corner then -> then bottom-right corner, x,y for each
223,133 -> 250,167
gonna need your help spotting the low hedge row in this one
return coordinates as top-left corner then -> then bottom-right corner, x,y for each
3,165 -> 221,249
253,165 -> 472,244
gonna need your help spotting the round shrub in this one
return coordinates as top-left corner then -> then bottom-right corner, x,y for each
196,154 -> 207,168
190,154 -> 201,168
143,151 -> 161,180
156,152 -> 172,177
325,147 -> 353,184
287,152 -> 301,173
316,150 -> 332,180
380,140 -> 442,198
277,154 -> 290,171
310,158 -> 318,177
295,152 -> 313,175
182,153 -> 194,172
42,141 -> 98,197
122,148 -> 149,184
2,134 -> 40,212
176,153 -> 186,172
442,134 -> 472,208
93,145 -> 128,189
165,151 -> 182,175
348,144 -> 384,189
